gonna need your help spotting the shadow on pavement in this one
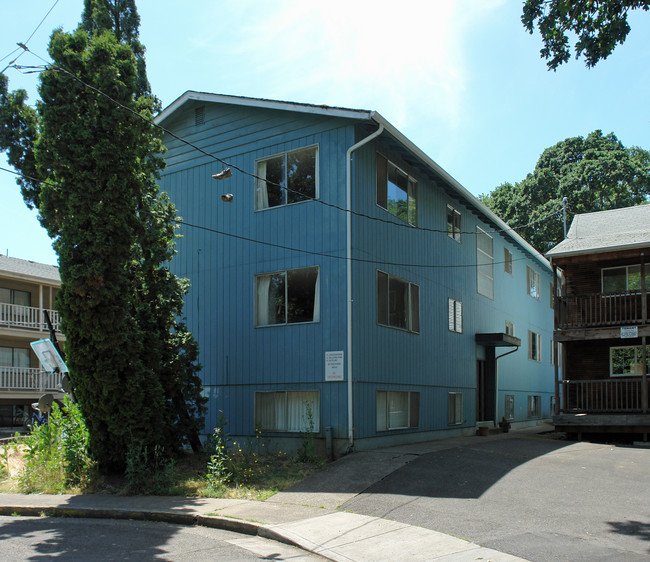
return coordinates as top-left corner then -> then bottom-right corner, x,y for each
607,520 -> 650,553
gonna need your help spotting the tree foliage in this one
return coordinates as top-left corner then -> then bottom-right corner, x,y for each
522,0 -> 650,69
0,0 -> 205,471
481,130 -> 650,253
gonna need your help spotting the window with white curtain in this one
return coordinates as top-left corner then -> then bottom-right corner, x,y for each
376,390 -> 419,431
255,146 -> 318,210
255,390 -> 319,432
476,227 -> 494,299
0,346 -> 30,367
0,288 -> 31,306
255,266 -> 320,326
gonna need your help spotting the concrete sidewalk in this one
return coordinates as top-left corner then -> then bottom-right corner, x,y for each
0,426 -> 546,561
0,492 -> 525,561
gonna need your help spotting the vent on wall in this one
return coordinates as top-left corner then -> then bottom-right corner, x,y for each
194,106 -> 205,126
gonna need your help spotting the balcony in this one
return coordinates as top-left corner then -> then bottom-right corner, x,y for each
0,366 -> 63,394
557,291 -> 646,330
559,378 -> 646,414
0,303 -> 62,333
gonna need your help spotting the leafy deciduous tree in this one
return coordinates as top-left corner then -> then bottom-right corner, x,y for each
481,130 -> 650,252
522,0 -> 650,70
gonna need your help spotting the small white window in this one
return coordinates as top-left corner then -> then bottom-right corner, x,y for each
505,394 -> 515,420
476,227 -> 494,299
448,392 -> 463,425
504,248 -> 513,274
255,391 -> 319,432
448,298 -> 463,333
505,321 -> 515,336
527,266 -> 541,300
256,146 -> 318,210
376,390 -> 420,431
255,266 -> 319,326
377,271 -> 420,333
528,330 -> 541,362
447,205 -> 461,243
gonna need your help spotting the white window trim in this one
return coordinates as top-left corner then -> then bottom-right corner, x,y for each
527,266 -> 541,300
528,395 -> 541,418
376,390 -> 420,431
254,390 -> 320,433
376,153 -> 418,226
255,144 -> 319,211
448,298 -> 463,334
476,227 -> 494,299
601,264 -> 641,293
504,248 -> 513,274
609,345 -> 645,377
505,321 -> 515,336
377,270 -> 420,334
528,330 -> 542,362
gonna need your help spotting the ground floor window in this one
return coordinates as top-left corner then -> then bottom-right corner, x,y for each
448,392 -> 463,425
376,390 -> 419,431
505,394 -> 515,420
254,390 -> 320,432
528,395 -> 541,418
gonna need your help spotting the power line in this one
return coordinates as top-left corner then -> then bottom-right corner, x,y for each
0,165 -> 550,270
6,56 -> 563,240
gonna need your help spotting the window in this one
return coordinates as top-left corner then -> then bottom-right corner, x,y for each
376,154 -> 417,226
602,265 -> 641,293
255,391 -> 319,432
448,298 -> 463,333
376,391 -> 419,430
0,346 -> 30,367
476,227 -> 494,299
528,395 -> 541,418
447,205 -> 461,242
528,330 -> 541,362
505,394 -> 515,420
505,320 -> 515,336
255,266 -> 319,326
504,248 -> 513,274
0,288 -> 31,306
610,346 -> 644,376
256,146 -> 318,209
448,392 -> 463,425
527,266 -> 541,300
377,271 -> 420,333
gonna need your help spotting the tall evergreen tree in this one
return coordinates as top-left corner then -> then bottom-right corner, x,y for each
0,0 -> 205,470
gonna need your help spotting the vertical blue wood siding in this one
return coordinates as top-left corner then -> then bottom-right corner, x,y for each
158,98 -> 556,447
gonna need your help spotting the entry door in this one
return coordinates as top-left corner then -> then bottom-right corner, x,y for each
476,359 -> 495,422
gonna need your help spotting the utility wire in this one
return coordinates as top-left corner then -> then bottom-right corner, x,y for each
7,56 -> 563,240
1,165 -> 550,270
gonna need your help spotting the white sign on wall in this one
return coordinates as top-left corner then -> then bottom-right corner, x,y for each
325,351 -> 344,381
620,326 -> 638,339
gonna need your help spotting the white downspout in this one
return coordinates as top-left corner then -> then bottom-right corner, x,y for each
345,122 -> 384,450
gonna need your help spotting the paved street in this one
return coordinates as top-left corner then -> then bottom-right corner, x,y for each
0,515 -> 323,561
337,435 -> 650,561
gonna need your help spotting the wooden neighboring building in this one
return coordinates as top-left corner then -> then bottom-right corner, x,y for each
547,205 -> 650,438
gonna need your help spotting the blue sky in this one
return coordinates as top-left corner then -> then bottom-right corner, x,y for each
1,0 -> 649,266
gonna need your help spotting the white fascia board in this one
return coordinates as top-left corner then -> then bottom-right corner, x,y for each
370,113 -> 552,272
155,91 -> 373,125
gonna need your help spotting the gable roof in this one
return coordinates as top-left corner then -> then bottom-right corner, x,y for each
546,205 -> 650,259
156,91 -> 551,271
0,254 -> 60,284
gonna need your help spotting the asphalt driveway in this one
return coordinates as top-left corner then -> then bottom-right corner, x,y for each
274,428 -> 650,561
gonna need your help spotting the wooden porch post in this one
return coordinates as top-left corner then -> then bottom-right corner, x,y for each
642,256 -> 648,413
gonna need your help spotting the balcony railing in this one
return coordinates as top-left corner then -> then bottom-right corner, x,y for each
558,291 -> 646,329
0,303 -> 62,332
0,366 -> 63,393
559,378 -> 647,414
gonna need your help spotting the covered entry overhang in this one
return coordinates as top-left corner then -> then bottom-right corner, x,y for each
475,333 -> 521,426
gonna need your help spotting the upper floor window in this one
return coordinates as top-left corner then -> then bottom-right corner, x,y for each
504,248 -> 513,274
377,271 -> 420,333
255,266 -> 319,326
528,330 -> 541,362
0,288 -> 31,307
527,266 -> 541,300
602,265 -> 641,293
505,320 -> 515,336
476,227 -> 494,299
447,205 -> 461,242
0,346 -> 30,367
255,146 -> 318,210
376,154 -> 417,226
448,298 -> 463,333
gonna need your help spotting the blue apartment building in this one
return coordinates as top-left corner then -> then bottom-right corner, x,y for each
156,92 -> 557,455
